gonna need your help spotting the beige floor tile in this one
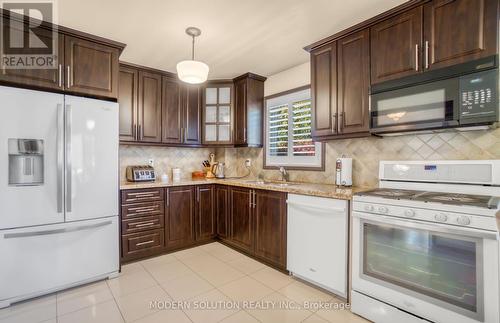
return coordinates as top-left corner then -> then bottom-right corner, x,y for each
183,289 -> 238,323
144,260 -> 192,283
40,319 -> 57,323
107,270 -> 158,298
0,294 -> 55,321
160,273 -> 214,300
120,262 -> 144,276
57,281 -> 114,315
250,267 -> 293,290
194,261 -> 246,286
278,281 -> 333,306
140,254 -> 177,269
227,256 -> 265,274
219,310 -> 260,323
302,313 -> 329,323
219,276 -> 274,302
208,247 -> 246,262
199,242 -> 227,253
133,309 -> 192,323
57,300 -> 124,323
181,253 -> 223,270
172,246 -> 208,260
115,286 -> 170,322
246,292 -> 312,323
316,309 -> 370,323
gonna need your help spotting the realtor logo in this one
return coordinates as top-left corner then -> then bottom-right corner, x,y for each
0,0 -> 58,69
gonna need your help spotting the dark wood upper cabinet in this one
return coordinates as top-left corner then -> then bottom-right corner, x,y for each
165,186 -> 195,250
216,185 -> 229,239
233,73 -> 266,147
118,65 -> 138,141
161,76 -> 183,144
195,185 -> 216,241
228,186 -> 253,252
424,0 -> 498,70
138,70 -> 162,143
254,190 -> 287,269
202,82 -> 234,145
311,43 -> 338,138
370,7 -> 423,84
183,84 -> 202,145
337,29 -> 370,135
65,36 -> 120,99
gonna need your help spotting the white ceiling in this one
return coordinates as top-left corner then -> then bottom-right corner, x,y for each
57,0 -> 407,79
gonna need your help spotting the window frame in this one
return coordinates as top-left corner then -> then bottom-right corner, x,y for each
263,85 -> 325,171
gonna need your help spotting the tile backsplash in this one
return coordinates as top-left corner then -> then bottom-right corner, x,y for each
120,128 -> 500,187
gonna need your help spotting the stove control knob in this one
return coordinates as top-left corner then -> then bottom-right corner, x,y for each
378,206 -> 389,214
364,205 -> 375,212
404,209 -> 416,218
457,216 -> 471,226
435,213 -> 448,222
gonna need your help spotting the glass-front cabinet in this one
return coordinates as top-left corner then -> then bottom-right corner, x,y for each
203,83 -> 233,145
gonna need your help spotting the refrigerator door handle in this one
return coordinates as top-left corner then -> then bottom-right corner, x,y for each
57,103 -> 64,213
65,104 -> 72,213
3,220 -> 113,239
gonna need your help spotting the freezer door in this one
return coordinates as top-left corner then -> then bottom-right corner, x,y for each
0,86 -> 65,229
64,95 -> 119,222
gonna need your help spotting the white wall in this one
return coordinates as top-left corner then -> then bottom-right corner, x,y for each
264,62 -> 310,97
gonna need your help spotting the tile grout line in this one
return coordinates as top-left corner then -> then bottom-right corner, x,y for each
105,279 -> 127,323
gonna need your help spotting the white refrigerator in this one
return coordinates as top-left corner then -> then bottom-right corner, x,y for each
0,86 -> 119,308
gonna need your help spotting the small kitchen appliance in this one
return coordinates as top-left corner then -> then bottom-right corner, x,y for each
335,156 -> 352,186
351,160 -> 500,323
212,162 -> 225,179
126,165 -> 156,182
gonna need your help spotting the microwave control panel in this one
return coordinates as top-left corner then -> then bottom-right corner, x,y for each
459,70 -> 498,122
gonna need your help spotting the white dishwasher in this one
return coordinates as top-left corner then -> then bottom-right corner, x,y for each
287,194 -> 348,298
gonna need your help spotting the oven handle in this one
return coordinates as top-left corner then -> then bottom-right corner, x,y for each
353,212 -> 498,240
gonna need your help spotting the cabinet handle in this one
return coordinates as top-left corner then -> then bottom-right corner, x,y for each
197,189 -> 200,203
136,240 -> 155,247
128,192 -> 156,196
166,190 -> 169,207
249,191 -> 252,209
66,65 -> 71,89
58,64 -> 63,88
184,127 -> 188,142
138,124 -> 142,140
332,113 -> 337,133
244,128 -> 247,142
135,222 -> 156,228
339,112 -> 344,132
415,44 -> 419,71
180,127 -> 184,142
425,40 -> 429,69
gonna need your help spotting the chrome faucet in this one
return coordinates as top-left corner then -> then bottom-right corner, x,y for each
279,166 -> 288,182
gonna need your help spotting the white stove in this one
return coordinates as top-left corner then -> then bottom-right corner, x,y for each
351,160 -> 500,323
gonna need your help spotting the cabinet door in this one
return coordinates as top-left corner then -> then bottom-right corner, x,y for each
216,186 -> 229,239
195,185 -> 216,241
254,190 -> 287,269
311,43 -> 338,138
424,0 -> 498,70
64,36 -> 119,99
118,65 -> 138,141
370,7 -> 423,84
165,186 -> 195,249
338,29 -> 370,135
184,85 -> 201,145
162,77 -> 183,144
234,78 -> 247,145
0,20 -> 64,91
229,187 -> 253,252
138,71 -> 162,142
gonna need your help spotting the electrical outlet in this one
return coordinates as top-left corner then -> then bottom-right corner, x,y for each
148,159 -> 154,166
245,159 -> 252,167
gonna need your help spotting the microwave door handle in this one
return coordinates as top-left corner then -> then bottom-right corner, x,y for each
57,103 -> 64,213
65,104 -> 72,213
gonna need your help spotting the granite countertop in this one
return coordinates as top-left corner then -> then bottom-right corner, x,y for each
120,178 -> 371,200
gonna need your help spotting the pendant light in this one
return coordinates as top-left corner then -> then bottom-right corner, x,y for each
176,27 -> 209,84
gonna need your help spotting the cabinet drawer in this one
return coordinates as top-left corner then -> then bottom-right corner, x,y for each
121,188 -> 164,204
122,216 -> 164,234
122,230 -> 164,261
121,201 -> 164,219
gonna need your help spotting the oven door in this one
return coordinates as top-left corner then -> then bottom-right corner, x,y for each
352,212 -> 499,323
370,78 -> 459,134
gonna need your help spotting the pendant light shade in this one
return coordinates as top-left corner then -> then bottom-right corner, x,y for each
177,27 -> 209,84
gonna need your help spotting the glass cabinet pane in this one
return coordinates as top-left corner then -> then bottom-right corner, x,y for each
219,87 -> 231,104
205,125 -> 217,142
205,106 -> 217,123
205,88 -> 217,104
219,106 -> 231,123
219,125 -> 231,142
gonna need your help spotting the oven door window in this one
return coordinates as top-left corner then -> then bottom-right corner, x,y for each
362,222 -> 482,318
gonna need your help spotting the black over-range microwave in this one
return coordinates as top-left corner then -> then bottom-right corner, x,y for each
370,56 -> 499,135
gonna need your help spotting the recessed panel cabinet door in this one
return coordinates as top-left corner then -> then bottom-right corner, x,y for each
138,71 -> 162,142
338,29 -> 370,134
234,78 -> 247,145
424,0 -> 498,70
162,77 -> 183,144
195,185 -> 216,241
184,85 -> 202,145
118,65 -> 138,141
65,36 -> 119,99
165,186 -> 195,249
311,43 -> 338,138
254,190 -> 287,269
370,7 -> 423,84
216,185 -> 229,239
229,187 -> 253,252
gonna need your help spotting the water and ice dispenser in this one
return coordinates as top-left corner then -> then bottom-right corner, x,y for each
8,139 -> 44,186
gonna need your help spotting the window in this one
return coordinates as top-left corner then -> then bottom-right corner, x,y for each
264,87 -> 323,169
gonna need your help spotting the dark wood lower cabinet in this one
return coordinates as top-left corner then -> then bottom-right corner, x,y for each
195,185 -> 216,241
165,186 -> 195,250
228,187 -> 254,253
